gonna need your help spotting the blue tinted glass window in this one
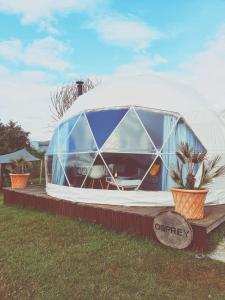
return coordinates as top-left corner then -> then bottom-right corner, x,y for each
160,154 -> 177,191
58,115 -> 80,153
136,108 -> 166,150
86,108 -> 128,148
46,129 -> 59,155
46,155 -> 69,186
102,108 -> 156,153
59,152 -> 97,187
102,153 -> 156,191
82,154 -> 108,189
67,114 -> 97,152
138,156 -> 162,191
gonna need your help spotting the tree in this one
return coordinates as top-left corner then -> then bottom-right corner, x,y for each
50,78 -> 100,121
0,120 -> 30,155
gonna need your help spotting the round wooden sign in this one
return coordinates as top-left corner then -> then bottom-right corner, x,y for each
153,210 -> 193,249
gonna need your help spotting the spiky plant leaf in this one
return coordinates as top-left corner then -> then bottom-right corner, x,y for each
210,155 -> 221,169
191,152 -> 207,164
170,161 -> 185,188
170,142 -> 225,190
214,165 -> 225,178
178,142 -> 193,159
176,151 -> 186,164
186,174 -> 196,189
198,156 -> 225,188
6,156 -> 31,174
176,160 -> 184,187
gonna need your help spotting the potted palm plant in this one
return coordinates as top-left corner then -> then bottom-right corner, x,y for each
170,142 -> 225,220
7,157 -> 31,189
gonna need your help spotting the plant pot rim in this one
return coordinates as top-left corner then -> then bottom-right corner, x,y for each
171,187 -> 208,193
9,173 -> 30,176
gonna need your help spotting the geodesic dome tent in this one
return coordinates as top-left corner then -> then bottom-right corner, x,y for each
46,74 -> 225,206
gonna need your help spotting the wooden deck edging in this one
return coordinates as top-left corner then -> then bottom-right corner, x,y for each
3,186 -> 225,252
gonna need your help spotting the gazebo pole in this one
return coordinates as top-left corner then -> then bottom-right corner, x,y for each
39,159 -> 43,184
0,164 -> 2,188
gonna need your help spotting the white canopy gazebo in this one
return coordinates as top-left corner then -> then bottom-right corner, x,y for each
0,149 -> 41,187
45,74 -> 225,206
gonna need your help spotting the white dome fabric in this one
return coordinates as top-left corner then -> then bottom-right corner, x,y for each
62,74 -> 225,155
46,74 -> 225,206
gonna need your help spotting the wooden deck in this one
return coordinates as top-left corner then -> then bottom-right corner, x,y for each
3,185 -> 225,252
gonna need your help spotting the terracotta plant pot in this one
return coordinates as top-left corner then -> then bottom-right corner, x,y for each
9,173 -> 30,189
171,188 -> 208,220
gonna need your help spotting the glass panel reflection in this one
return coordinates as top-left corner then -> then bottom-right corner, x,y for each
46,129 -> 59,155
102,109 -> 156,153
102,153 -> 156,190
135,108 -> 165,150
82,154 -> 109,189
59,152 -> 97,187
67,114 -> 97,152
139,156 -> 162,191
58,115 -> 80,153
45,155 -> 68,186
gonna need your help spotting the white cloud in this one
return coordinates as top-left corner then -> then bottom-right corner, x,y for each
38,19 -> 60,35
0,65 -> 55,140
25,37 -> 72,71
115,55 -> 167,75
0,40 -> 23,61
178,25 -> 225,111
0,0 -> 99,33
0,64 -> 10,75
88,16 -> 161,50
0,37 -> 73,71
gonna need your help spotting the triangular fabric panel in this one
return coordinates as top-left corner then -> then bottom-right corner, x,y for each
59,152 -> 97,187
58,115 -> 80,153
86,108 -> 128,149
67,114 -> 98,153
136,108 -> 170,150
160,154 -> 177,191
159,114 -> 179,153
102,109 -> 156,153
162,118 -> 206,154
160,154 -> 177,171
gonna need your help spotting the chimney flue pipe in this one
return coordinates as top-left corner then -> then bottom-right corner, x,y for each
76,80 -> 84,97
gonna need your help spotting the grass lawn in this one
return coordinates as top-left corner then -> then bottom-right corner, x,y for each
0,192 -> 225,300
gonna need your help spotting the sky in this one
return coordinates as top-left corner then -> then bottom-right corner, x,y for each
0,0 -> 225,140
